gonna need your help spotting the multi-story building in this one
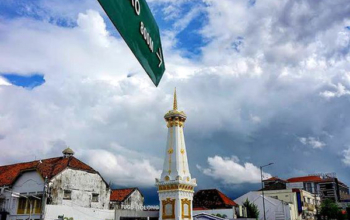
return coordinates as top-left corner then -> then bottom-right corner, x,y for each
264,174 -> 350,203
286,176 -> 322,195
0,148 -> 111,220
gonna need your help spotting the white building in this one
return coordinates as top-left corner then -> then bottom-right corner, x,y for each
0,148 -> 111,220
110,188 -> 144,210
156,89 -> 197,220
235,191 -> 292,220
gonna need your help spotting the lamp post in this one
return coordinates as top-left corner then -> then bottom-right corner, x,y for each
260,162 -> 274,220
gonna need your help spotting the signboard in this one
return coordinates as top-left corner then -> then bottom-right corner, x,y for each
98,0 -> 166,86
286,182 -> 304,189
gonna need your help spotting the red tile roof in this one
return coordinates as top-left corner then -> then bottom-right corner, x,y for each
287,175 -> 322,183
193,189 -> 237,209
217,190 -> 237,206
110,188 -> 139,202
193,207 -> 209,211
0,156 -> 98,187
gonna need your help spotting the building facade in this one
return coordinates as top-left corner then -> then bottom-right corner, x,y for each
156,90 -> 197,220
0,148 -> 111,220
110,188 -> 144,210
264,175 -> 350,203
235,191 -> 292,220
259,189 -> 320,220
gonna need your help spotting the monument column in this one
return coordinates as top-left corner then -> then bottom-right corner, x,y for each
156,89 -> 197,220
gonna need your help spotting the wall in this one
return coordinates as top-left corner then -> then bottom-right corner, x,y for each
115,209 -> 159,220
193,208 -> 234,219
235,191 -> 292,220
44,204 -> 114,220
49,168 -> 110,209
260,190 -> 300,220
121,190 -> 144,210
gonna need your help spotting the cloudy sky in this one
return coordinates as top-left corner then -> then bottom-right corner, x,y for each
1,0 -> 350,204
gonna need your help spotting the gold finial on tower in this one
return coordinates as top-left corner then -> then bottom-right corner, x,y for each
164,87 -> 186,122
173,88 -> 177,110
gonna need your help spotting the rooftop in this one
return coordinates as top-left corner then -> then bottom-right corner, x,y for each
110,188 -> 141,202
0,156 -> 98,187
193,189 -> 237,209
287,175 -> 323,183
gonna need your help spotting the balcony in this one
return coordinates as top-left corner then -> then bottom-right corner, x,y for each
305,204 -> 315,212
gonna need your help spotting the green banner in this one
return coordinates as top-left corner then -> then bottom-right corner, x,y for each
98,0 -> 166,86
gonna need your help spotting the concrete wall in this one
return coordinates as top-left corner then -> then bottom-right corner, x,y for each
259,190 -> 300,220
193,209 -> 235,219
235,191 -> 292,220
12,171 -> 45,194
44,204 -> 114,220
115,209 -> 159,220
49,168 -> 110,209
120,190 -> 144,210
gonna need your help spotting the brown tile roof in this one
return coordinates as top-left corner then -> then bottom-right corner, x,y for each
193,189 -> 237,209
287,175 -> 322,183
0,156 -> 97,187
264,177 -> 287,182
110,188 -> 139,202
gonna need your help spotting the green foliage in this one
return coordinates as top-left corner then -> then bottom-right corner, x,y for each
319,199 -> 345,220
243,199 -> 259,220
212,214 -> 227,218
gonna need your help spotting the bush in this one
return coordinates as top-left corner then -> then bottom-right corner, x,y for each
319,199 -> 346,220
243,199 -> 259,220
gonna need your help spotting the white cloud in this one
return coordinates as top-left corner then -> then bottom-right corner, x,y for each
81,147 -> 161,187
342,148 -> 350,166
199,155 -> 271,184
320,83 -> 350,99
0,77 -> 11,86
299,137 -> 326,149
250,114 -> 261,124
1,0 -> 350,188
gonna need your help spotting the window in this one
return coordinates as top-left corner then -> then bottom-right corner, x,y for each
92,193 -> 99,202
63,190 -> 72,200
33,197 -> 42,214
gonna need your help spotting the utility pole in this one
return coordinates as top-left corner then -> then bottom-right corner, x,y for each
260,163 -> 274,220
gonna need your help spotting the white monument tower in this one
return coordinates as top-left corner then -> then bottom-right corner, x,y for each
156,89 -> 197,220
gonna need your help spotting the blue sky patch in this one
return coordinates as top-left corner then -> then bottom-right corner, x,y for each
1,73 -> 45,89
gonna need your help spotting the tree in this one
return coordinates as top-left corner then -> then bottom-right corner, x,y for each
319,199 -> 345,220
243,199 -> 259,220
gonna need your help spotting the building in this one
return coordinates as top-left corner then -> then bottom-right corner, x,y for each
286,176 -> 322,194
234,191 -> 292,220
0,148 -> 111,220
317,178 -> 350,202
110,188 -> 144,210
259,189 -> 320,220
263,177 -> 288,191
155,89 -> 197,220
193,189 -> 238,219
264,175 -> 350,203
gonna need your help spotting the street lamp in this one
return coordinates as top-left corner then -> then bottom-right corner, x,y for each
260,162 -> 274,220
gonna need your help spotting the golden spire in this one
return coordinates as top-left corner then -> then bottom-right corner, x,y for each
173,88 -> 177,110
